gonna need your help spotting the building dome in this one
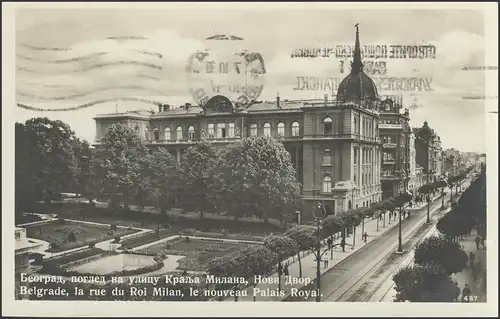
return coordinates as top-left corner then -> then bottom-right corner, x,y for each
337,72 -> 379,101
337,25 -> 379,102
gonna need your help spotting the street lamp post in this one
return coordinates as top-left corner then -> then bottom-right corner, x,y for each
397,190 -> 412,253
310,191 -> 331,302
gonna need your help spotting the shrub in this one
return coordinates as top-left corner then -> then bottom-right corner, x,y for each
57,218 -> 66,225
114,236 -> 121,243
185,236 -> 191,243
110,224 -> 117,231
50,242 -> 59,249
68,232 -> 76,242
88,242 -> 95,248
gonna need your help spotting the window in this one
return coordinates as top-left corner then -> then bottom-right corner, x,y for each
354,117 -> 357,134
144,128 -> 149,140
323,149 -> 332,165
250,124 -> 258,137
164,127 -> 171,140
135,125 -> 140,134
176,126 -> 183,140
217,123 -> 226,138
354,148 -> 358,165
277,122 -> 285,137
324,117 -> 333,134
208,123 -> 215,138
387,136 -> 392,144
292,122 -> 300,136
228,123 -> 235,138
188,126 -> 195,140
323,176 -> 332,193
154,128 -> 160,141
263,123 -> 271,137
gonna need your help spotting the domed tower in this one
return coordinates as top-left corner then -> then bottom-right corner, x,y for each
337,24 -> 379,102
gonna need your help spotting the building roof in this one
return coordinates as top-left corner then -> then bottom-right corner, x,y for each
336,25 -> 379,102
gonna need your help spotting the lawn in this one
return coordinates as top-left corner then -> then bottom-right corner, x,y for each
137,237 -> 254,272
33,202 -> 285,236
120,229 -> 174,250
25,220 -> 139,253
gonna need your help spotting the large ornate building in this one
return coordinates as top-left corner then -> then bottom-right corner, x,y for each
94,26 -> 384,220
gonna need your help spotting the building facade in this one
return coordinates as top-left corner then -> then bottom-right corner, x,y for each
15,227 -> 43,300
378,99 -> 411,199
94,27 -> 383,220
413,121 -> 443,184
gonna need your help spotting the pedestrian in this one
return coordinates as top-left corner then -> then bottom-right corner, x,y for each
461,284 -> 471,302
480,236 -> 486,249
340,237 -> 346,252
475,235 -> 481,250
283,263 -> 289,277
323,259 -> 328,268
407,211 -> 411,219
469,252 -> 475,268
362,232 -> 368,243
278,263 -> 283,277
327,237 -> 333,250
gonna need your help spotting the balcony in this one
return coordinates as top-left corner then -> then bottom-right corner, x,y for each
382,143 -> 397,149
379,123 -> 403,129
383,158 -> 396,164
381,174 -> 401,181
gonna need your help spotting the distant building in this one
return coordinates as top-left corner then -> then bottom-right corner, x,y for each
413,121 -> 443,183
15,227 -> 43,300
94,26 -> 383,220
378,98 -> 411,199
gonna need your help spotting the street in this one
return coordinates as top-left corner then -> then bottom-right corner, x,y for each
285,190 -> 457,302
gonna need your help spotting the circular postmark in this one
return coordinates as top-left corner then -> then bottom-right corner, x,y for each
186,36 -> 266,109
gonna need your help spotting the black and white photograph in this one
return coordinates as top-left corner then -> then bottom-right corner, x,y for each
3,2 -> 497,317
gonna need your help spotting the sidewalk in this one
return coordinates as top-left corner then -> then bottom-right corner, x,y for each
452,229 -> 487,302
224,195 -> 447,302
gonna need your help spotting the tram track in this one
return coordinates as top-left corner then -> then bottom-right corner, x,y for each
283,193 -> 455,303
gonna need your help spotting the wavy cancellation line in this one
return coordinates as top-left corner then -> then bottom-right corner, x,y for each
18,37 -> 149,52
17,85 -> 168,101
16,50 -> 163,64
18,43 -> 71,52
17,61 -> 163,75
17,97 -> 163,112
18,75 -> 162,89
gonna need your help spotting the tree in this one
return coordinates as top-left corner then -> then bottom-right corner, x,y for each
145,148 -> 180,215
393,262 -> 460,302
178,140 -> 219,218
263,234 -> 297,289
216,136 -> 301,222
284,225 -> 316,277
414,235 -> 468,275
93,124 -> 149,209
17,118 -> 79,204
234,245 -> 277,282
71,138 -> 97,203
206,254 -> 240,277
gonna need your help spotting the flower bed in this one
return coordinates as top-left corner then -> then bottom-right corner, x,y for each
137,237 -> 251,272
120,229 -> 175,250
25,220 -> 139,253
42,253 -> 165,278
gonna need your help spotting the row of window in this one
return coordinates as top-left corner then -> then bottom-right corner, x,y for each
354,147 -> 377,165
322,176 -> 377,193
132,115 -> 385,141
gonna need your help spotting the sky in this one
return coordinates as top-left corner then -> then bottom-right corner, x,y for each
13,5 -> 493,153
